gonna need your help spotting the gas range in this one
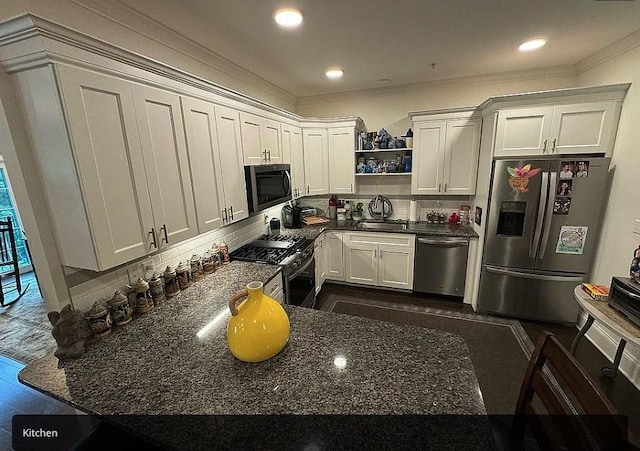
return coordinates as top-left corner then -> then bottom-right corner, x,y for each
230,234 -> 314,276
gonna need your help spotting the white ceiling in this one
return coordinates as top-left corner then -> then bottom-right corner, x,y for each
116,0 -> 640,98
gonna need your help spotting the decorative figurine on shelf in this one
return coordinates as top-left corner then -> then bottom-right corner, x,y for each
378,128 -> 391,149
360,131 -> 373,150
630,244 -> 640,284
403,128 -> 413,148
356,156 -> 366,173
48,304 -> 92,359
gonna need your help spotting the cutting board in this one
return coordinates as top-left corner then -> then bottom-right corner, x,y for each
303,216 -> 330,225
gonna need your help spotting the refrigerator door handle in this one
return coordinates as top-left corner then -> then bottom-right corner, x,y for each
530,171 -> 549,258
484,265 -> 584,282
538,171 -> 557,259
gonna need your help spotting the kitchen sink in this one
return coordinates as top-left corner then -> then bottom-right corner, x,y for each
355,220 -> 408,231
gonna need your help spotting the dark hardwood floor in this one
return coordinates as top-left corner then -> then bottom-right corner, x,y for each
317,282 -> 640,439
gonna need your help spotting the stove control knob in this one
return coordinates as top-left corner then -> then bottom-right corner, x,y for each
291,262 -> 299,270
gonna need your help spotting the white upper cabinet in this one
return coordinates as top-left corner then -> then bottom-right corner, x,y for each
180,96 -> 225,233
328,127 -> 355,194
494,101 -> 618,157
282,124 -> 305,199
215,105 -> 250,224
133,86 -> 197,248
411,115 -> 480,195
56,65 -> 155,269
240,112 -> 282,165
303,128 -> 329,196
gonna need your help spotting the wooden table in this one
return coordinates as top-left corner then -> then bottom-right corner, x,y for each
571,286 -> 640,378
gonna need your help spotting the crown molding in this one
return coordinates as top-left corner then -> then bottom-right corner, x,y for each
296,65 -> 578,106
0,13 -> 307,120
577,28 -> 640,74
478,83 -> 630,113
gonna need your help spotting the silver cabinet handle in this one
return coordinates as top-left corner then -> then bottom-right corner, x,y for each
149,228 -> 157,249
268,149 -> 271,161
307,185 -> 310,194
552,138 -> 557,153
543,138 -> 548,153
374,249 -> 377,258
229,206 -> 234,221
160,224 -> 169,244
438,183 -> 442,192
444,183 -> 448,193
379,249 -> 383,258
418,238 -> 468,246
350,182 -> 353,193
263,149 -> 267,162
222,208 -> 228,222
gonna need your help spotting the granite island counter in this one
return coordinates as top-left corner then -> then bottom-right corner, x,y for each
18,260 -> 493,449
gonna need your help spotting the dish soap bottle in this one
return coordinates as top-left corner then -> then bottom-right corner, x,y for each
328,195 -> 337,220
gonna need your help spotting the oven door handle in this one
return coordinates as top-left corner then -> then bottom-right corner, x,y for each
288,256 -> 314,280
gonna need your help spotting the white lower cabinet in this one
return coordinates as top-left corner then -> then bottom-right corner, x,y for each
264,273 -> 284,304
325,232 -> 345,281
344,232 -> 415,290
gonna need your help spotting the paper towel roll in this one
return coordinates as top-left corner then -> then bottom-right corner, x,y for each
409,200 -> 418,223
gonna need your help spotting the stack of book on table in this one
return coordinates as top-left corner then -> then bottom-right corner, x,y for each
581,283 -> 610,301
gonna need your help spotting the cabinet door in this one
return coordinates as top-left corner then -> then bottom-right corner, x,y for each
443,119 -> 481,195
314,234 -> 326,294
180,96 -> 225,233
325,231 -> 344,281
494,107 -> 553,157
551,102 -> 617,155
328,127 -> 355,194
411,121 -> 446,195
264,273 -> 284,303
56,65 -> 154,269
303,128 -> 329,196
378,246 -> 414,290
344,243 -> 378,286
239,112 -> 264,165
133,86 -> 197,248
216,105 -> 249,223
282,124 -> 305,198
262,118 -> 282,163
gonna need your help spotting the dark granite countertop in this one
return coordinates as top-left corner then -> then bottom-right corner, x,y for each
281,219 -> 479,240
18,260 -> 489,447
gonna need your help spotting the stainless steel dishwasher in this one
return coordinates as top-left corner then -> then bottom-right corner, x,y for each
413,237 -> 469,296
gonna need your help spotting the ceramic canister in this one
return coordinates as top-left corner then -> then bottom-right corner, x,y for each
163,265 -> 181,297
134,278 -> 155,314
190,254 -> 202,281
108,290 -> 132,326
176,261 -> 191,290
149,272 -> 166,305
211,243 -> 222,270
87,300 -> 112,337
201,251 -> 215,275
219,241 -> 230,265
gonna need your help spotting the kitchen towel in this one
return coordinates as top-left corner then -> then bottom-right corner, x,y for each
409,200 -> 418,222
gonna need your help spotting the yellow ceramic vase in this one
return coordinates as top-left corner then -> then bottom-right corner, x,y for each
226,281 -> 290,362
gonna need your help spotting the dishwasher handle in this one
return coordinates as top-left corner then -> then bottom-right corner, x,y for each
417,237 -> 469,247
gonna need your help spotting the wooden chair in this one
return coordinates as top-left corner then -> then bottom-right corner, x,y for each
0,216 -> 29,307
511,331 -> 630,450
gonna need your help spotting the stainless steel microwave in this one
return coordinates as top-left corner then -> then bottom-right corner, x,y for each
245,164 -> 292,214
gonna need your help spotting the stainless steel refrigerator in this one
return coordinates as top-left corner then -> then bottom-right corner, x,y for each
478,157 -> 611,324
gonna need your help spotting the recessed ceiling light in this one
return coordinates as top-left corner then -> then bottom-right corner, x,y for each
326,69 -> 344,79
519,39 -> 547,52
374,78 -> 392,85
274,8 -> 303,28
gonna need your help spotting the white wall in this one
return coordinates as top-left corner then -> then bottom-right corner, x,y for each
575,45 -> 640,387
297,70 -> 578,134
